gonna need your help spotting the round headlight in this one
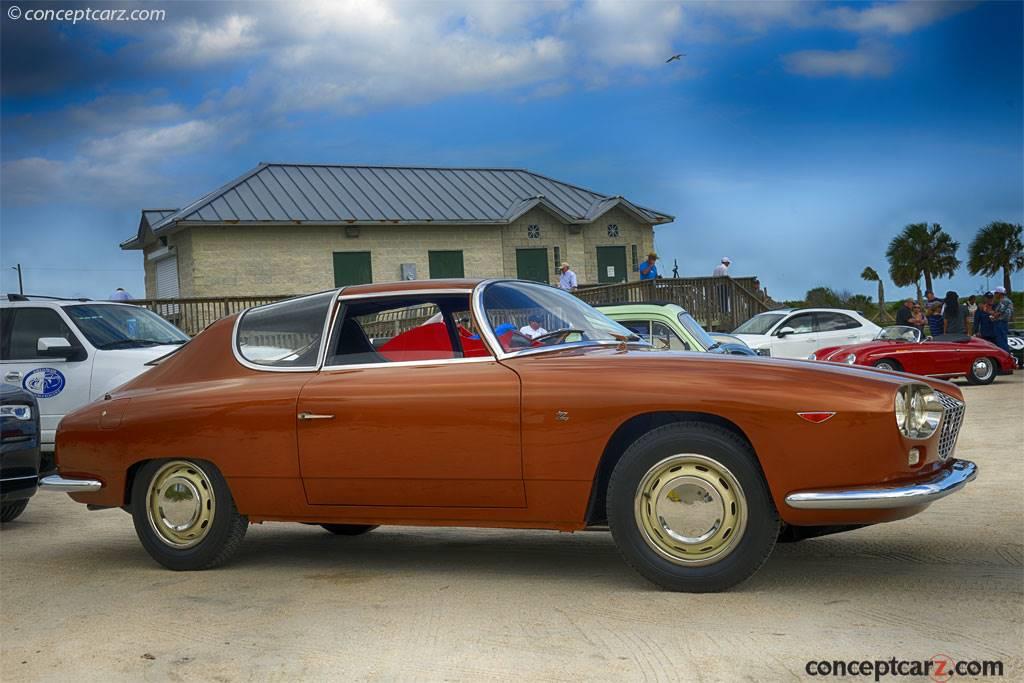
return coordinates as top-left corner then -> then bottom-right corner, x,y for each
844,354 -> 857,365
896,384 -> 942,439
807,352 -> 817,361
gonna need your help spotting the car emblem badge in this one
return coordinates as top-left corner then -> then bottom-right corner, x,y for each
798,411 -> 836,424
555,410 -> 569,422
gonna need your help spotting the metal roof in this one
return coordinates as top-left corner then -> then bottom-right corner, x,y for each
123,164 -> 674,248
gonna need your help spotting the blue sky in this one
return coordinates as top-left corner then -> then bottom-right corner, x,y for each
1,0 -> 1021,301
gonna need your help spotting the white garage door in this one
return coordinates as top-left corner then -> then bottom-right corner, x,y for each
154,256 -> 179,315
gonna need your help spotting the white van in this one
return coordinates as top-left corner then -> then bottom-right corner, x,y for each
1,296 -> 189,450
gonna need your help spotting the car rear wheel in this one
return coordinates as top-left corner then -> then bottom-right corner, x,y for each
1,500 -> 28,523
966,357 -> 996,385
321,524 -> 378,536
873,359 -> 901,371
607,422 -> 779,592
131,459 -> 248,570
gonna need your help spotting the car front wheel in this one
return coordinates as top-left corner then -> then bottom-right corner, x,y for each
1,500 -> 29,523
607,423 -> 779,592
966,357 -> 996,385
131,459 -> 248,570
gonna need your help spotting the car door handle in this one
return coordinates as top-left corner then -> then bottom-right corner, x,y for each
4,371 -> 21,382
298,412 -> 335,420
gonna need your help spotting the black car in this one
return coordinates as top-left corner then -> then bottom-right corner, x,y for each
1,383 -> 41,523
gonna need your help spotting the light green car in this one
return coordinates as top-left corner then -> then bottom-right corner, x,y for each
597,303 -> 756,356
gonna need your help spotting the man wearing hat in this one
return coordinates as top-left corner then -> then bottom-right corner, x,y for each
974,292 -> 997,344
558,262 -> 577,291
639,252 -> 659,280
991,286 -> 1014,353
713,257 -> 731,277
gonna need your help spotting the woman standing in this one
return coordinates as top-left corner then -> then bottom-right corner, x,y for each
942,291 -> 967,334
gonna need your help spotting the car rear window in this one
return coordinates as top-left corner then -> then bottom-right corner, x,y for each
236,291 -> 337,369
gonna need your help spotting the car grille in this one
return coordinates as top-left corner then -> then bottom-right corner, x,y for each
936,392 -> 965,461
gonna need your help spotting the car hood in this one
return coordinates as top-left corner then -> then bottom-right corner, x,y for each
813,340 -> 902,359
731,333 -> 771,348
98,344 -> 184,363
519,344 -> 960,397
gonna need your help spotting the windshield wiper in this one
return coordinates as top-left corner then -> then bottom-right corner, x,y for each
95,339 -> 183,350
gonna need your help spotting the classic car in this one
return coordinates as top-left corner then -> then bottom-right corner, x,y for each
1,295 -> 191,450
733,308 -> 881,358
597,303 -> 757,356
1008,328 -> 1023,368
810,325 -> 1015,385
43,279 -> 977,592
1,384 -> 41,523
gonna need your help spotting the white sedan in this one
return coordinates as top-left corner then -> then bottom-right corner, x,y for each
732,308 -> 881,359
1,296 -> 189,450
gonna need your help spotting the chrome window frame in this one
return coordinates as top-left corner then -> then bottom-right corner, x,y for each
320,288 -> 497,372
473,279 -> 650,361
231,289 -> 343,373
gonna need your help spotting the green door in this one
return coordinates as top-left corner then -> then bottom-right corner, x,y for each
516,248 -> 549,283
428,250 -> 465,279
333,252 -> 372,286
597,246 -> 627,283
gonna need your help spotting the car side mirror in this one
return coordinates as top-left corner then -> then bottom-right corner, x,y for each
37,337 -> 75,358
776,326 -> 796,338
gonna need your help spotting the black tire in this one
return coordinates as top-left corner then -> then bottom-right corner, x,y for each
607,422 -> 779,592
965,357 -> 997,385
321,524 -> 378,536
0,500 -> 29,523
873,359 -> 901,371
131,459 -> 248,571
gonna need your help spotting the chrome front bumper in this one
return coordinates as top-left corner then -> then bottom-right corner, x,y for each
785,460 -> 977,510
38,474 -> 103,493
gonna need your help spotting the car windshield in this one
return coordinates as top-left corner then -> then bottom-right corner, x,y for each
876,325 -> 921,343
64,304 -> 189,349
733,313 -> 786,335
481,281 -> 641,353
677,312 -> 716,349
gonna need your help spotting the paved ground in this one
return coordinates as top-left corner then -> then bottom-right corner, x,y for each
2,375 -> 1022,681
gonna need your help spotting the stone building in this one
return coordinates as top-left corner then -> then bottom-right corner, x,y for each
122,164 -> 674,298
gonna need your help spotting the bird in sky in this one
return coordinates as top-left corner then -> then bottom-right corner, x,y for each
665,53 -> 686,63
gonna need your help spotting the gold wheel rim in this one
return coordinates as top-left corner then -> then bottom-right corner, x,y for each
634,454 -> 747,566
146,460 -> 216,549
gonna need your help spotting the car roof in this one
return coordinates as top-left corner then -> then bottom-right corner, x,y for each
754,307 -> 865,317
1,297 -> 145,310
339,279 -> 485,296
597,302 -> 687,314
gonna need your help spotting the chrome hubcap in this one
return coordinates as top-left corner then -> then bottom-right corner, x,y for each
634,454 -> 747,566
146,461 -> 215,548
973,358 -> 993,380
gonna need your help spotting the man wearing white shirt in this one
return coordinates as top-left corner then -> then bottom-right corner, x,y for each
519,314 -> 548,339
713,257 -> 731,277
558,262 -> 578,291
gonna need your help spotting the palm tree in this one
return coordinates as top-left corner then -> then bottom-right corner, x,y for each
861,266 -> 887,321
885,223 -> 961,294
967,221 -> 1023,294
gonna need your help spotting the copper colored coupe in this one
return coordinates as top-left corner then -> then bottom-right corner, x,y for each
42,280 -> 977,591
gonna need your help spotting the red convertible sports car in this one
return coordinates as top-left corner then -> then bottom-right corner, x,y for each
811,326 -> 1015,385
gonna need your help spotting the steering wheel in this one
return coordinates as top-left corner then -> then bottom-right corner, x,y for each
529,328 -> 584,346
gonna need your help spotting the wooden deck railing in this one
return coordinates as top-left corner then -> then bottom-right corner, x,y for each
575,276 -> 778,330
131,276 -> 778,336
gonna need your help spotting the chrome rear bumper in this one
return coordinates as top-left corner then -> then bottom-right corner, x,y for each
38,474 -> 103,493
785,460 -> 977,510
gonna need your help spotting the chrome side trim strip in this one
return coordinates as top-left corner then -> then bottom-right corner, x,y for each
38,474 -> 103,493
785,459 -> 976,509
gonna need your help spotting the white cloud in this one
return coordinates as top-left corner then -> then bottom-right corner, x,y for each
159,14 -> 260,66
782,40 -> 895,79
824,1 -> 972,35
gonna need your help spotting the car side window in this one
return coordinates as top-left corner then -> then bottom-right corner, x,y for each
816,312 -> 861,331
618,320 -> 653,342
327,295 -> 490,366
779,313 -> 816,335
4,308 -> 81,361
651,321 -> 690,351
237,290 -> 336,368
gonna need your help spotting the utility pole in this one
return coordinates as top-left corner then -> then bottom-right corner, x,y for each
11,264 -> 23,295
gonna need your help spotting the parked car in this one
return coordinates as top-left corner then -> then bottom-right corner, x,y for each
45,280 -> 976,592
597,303 -> 758,356
1,295 -> 190,450
708,331 -> 753,353
810,325 -> 1015,385
733,308 -> 881,358
1008,328 -> 1023,369
1,384 -> 41,523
